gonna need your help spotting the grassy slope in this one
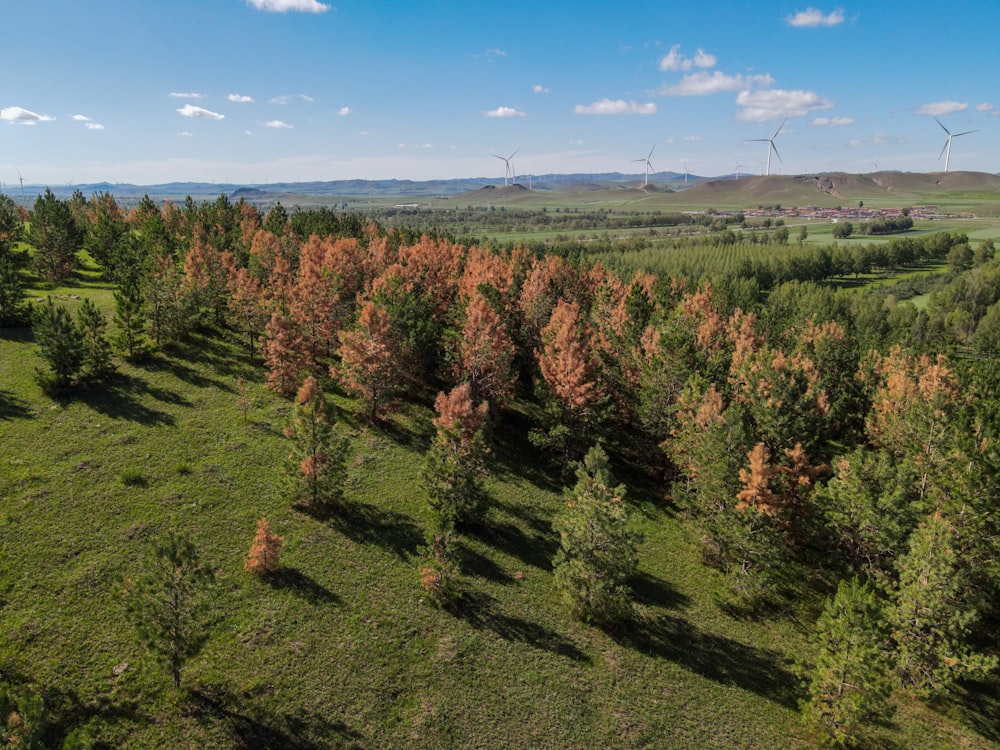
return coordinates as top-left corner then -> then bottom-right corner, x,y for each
0,282 -> 997,748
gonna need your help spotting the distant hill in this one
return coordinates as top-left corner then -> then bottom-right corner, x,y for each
7,170 -> 1000,212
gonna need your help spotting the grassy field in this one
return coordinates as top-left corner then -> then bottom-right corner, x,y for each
1,271 -> 998,748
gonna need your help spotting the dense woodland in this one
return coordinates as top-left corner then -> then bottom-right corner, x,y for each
1,188 -> 999,747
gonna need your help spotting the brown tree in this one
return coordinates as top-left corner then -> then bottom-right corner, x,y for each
244,519 -> 283,576
335,300 -> 403,421
455,292 -> 517,410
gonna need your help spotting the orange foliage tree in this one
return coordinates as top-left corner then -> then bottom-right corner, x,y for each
335,300 -> 403,422
244,519 -> 283,576
454,292 -> 517,411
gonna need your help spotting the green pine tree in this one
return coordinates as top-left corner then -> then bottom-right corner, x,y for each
552,444 -> 638,624
77,297 -> 115,382
801,577 -> 895,748
32,297 -> 84,394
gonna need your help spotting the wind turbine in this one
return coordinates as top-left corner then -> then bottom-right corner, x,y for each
680,159 -> 690,185
934,117 -> 978,173
492,149 -> 519,186
746,118 -> 786,176
631,145 -> 655,187
734,159 -> 745,180
15,169 -> 25,201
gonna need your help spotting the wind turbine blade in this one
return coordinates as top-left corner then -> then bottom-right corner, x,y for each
939,139 -> 950,161
933,116 -> 951,135
745,138 -> 769,143
647,161 -> 655,173
954,129 -> 979,137
508,149 -> 519,160
647,145 -> 655,160
492,154 -> 506,161
771,141 -> 782,163
772,118 -> 787,139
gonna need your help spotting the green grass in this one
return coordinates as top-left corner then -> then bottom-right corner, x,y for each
0,285 -> 997,747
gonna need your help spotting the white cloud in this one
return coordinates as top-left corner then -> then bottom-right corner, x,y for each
245,130 -> 254,136
177,104 -> 225,120
178,131 -> 193,137
659,44 -> 717,72
916,100 -> 968,116
786,8 -> 845,27
228,94 -> 254,103
263,120 -> 293,128
270,93 -> 314,105
84,122 -> 105,131
532,84 -> 550,94
682,135 -> 703,142
736,88 -> 833,121
1,106 -> 55,125
976,102 -> 994,112
848,134 -> 905,148
359,130 -> 371,136
338,106 -> 352,116
418,143 -> 433,149
812,116 -> 854,126
574,99 -> 657,115
663,71 -> 773,96
246,0 -> 331,12
484,106 -> 525,118
169,92 -> 204,99
485,48 -> 506,58
71,114 -> 90,121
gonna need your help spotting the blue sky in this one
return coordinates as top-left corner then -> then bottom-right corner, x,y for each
2,0 -> 998,186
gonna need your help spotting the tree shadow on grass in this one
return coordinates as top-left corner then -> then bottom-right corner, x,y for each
142,352 -> 230,392
464,513 -> 558,572
188,684 -> 365,750
488,409 -> 563,493
266,567 -> 342,606
303,499 -> 424,561
607,611 -> 800,709
75,373 -> 180,426
0,389 -> 32,420
457,542 -> 515,585
456,590 -> 591,664
629,570 -> 691,611
952,674 -> 1000,744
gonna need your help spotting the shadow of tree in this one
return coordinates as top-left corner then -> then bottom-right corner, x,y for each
188,685 -> 365,750
457,590 -> 591,664
142,352 -> 229,392
488,409 -> 563,493
607,611 -> 800,708
267,567 -> 341,606
76,373 -> 179,426
629,571 -> 691,611
457,542 -> 514,585
309,499 -> 423,560
465,514 -> 557,572
0,389 -> 32,420
952,674 -> 1000,744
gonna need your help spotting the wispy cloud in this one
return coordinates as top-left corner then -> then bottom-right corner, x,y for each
71,114 -> 105,129
848,134 -> 906,148
786,8 -> 845,27
228,94 -> 254,103
1,106 -> 56,125
532,84 -> 550,94
178,131 -> 193,137
246,0 -> 331,12
736,88 -> 833,121
269,94 -> 314,105
574,99 -> 657,115
663,71 -> 773,96
338,106 -> 352,116
485,48 -> 506,59
169,92 -> 205,99
659,44 -> 717,72
976,102 -> 994,112
812,116 -> 854,126
916,100 -> 967,116
263,120 -> 293,128
484,106 -> 525,118
177,104 -> 225,120
682,135 -> 703,142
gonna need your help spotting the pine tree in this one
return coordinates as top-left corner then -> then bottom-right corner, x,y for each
29,188 -> 83,282
77,297 -> 115,382
552,444 -> 638,624
801,578 -> 894,748
244,519 -> 284,576
0,256 -> 27,326
335,300 -> 402,422
123,532 -> 215,689
455,292 -> 517,410
422,384 -> 489,527
32,297 -> 84,394
284,376 -> 349,508
889,514 -> 997,697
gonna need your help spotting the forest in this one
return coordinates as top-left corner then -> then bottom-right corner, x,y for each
0,188 -> 999,748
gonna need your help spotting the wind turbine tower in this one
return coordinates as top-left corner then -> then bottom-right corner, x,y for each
934,117 -> 978,173
492,149 -> 519,186
631,146 -> 655,187
735,160 -> 745,180
746,119 -> 786,176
